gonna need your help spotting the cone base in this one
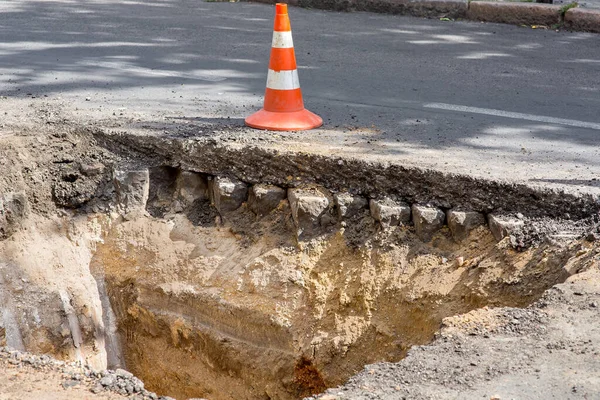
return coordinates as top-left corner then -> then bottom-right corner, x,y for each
245,108 -> 323,131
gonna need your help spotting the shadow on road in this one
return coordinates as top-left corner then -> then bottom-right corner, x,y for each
1,0 -> 599,185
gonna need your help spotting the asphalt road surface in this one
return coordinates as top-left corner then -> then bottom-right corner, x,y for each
1,0 -> 599,195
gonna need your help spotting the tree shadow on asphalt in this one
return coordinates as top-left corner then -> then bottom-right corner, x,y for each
1,0 -> 599,162
0,0 -> 270,101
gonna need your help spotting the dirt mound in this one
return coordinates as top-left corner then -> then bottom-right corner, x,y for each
311,265 -> 600,400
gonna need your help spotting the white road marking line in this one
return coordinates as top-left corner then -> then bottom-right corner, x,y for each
423,102 -> 600,130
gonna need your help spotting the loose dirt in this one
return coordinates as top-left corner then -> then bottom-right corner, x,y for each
311,266 -> 600,400
1,101 -> 599,400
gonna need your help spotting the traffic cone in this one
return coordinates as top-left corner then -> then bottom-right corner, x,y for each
245,3 -> 322,131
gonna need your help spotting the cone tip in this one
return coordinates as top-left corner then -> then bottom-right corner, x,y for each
275,3 -> 288,14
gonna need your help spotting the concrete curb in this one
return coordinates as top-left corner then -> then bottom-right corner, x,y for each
249,0 -> 468,18
246,0 -> 600,33
467,2 -> 561,26
564,8 -> 600,32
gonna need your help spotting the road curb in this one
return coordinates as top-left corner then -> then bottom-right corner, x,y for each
466,2 -> 561,26
246,0 -> 600,34
564,8 -> 600,32
248,0 -> 468,19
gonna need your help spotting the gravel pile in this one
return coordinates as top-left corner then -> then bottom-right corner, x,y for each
0,347 -> 190,400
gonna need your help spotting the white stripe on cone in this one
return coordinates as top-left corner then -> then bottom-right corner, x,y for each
271,31 -> 294,49
266,69 -> 300,90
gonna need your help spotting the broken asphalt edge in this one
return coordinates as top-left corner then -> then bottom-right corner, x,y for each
91,128 -> 600,222
246,0 -> 600,33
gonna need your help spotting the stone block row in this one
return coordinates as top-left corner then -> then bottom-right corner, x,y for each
115,167 -> 526,244
207,176 -> 524,243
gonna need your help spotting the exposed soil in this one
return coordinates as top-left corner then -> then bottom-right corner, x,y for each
1,104 -> 599,400
310,265 -> 600,400
90,206 -> 582,399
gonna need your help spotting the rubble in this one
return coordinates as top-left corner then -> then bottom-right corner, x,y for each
369,198 -> 411,227
412,204 -> 445,241
488,214 -> 525,242
0,192 -> 28,240
333,192 -> 368,219
248,184 -> 286,216
209,176 -> 249,213
288,187 -> 331,239
114,169 -> 150,217
447,210 -> 486,242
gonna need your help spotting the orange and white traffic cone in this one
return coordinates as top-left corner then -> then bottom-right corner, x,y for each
245,3 -> 322,131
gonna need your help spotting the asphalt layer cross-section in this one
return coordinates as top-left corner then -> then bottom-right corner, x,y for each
1,0 -> 599,196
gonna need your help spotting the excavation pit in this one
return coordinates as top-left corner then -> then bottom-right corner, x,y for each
0,130 -> 598,400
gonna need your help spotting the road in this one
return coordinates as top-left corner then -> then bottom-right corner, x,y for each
1,0 -> 599,195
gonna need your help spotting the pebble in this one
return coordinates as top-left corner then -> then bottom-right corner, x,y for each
116,368 -> 134,379
100,375 -> 116,387
61,380 -> 80,389
91,385 -> 103,394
